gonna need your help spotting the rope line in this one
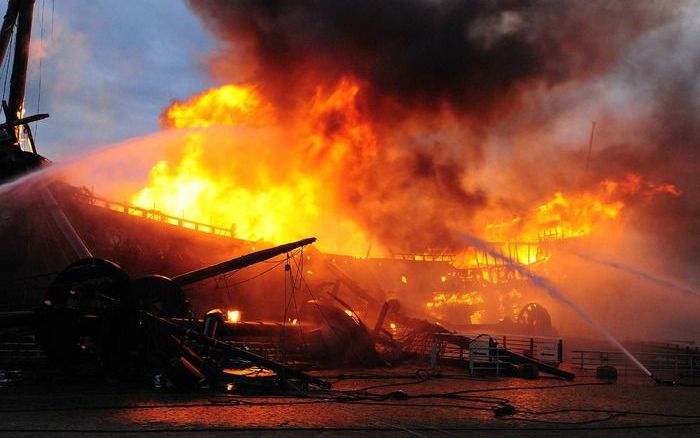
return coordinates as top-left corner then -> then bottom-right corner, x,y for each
34,0 -> 46,140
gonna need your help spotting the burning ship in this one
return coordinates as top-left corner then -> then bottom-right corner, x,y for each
1,0 -> 697,389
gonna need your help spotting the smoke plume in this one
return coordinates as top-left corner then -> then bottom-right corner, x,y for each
183,0 -> 692,255
188,0 -> 671,119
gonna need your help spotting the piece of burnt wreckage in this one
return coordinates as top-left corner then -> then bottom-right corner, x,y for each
0,0 -> 572,392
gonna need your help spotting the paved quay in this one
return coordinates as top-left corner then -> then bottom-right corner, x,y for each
1,366 -> 699,436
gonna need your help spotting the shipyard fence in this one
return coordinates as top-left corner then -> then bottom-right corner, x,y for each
403,332 -> 563,377
571,346 -> 700,382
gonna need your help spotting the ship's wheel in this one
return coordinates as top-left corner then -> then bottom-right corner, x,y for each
517,302 -> 552,331
43,257 -> 131,309
39,258 -> 132,366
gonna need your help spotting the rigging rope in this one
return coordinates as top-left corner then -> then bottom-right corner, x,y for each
282,248 -> 308,355
34,0 -> 46,140
1,24 -> 15,102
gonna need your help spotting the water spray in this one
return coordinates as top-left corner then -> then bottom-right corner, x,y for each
458,233 -> 665,384
576,252 -> 700,301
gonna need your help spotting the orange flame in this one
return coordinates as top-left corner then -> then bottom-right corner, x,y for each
466,173 -> 681,266
130,80 -> 374,254
130,79 -> 680,261
426,291 -> 485,324
163,84 -> 272,128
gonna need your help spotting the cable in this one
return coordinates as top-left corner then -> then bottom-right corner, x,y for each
34,0 -> 45,140
1,23 -> 14,101
3,375 -> 700,432
520,407 -> 700,419
291,254 -> 360,359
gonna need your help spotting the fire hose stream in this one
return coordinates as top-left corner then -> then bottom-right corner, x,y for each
40,185 -> 93,259
458,233 -> 663,384
575,252 -> 700,300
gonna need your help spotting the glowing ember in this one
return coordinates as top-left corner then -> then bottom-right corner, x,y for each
425,292 -> 485,324
227,310 -> 241,323
427,292 -> 484,309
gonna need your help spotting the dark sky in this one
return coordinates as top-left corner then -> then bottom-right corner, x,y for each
17,0 -> 214,158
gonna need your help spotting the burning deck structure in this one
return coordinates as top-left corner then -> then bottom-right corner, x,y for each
0,178 -> 577,385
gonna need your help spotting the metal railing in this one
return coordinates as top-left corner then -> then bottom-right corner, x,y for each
0,334 -> 45,365
84,194 -> 236,239
571,348 -> 700,381
421,332 -> 563,376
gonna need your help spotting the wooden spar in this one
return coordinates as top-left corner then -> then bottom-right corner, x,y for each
1,99 -> 16,142
7,0 -> 34,124
41,187 -> 93,259
0,112 -> 48,129
324,259 -> 381,307
0,112 -> 47,153
372,301 -> 390,335
172,237 -> 316,287
0,0 -> 19,67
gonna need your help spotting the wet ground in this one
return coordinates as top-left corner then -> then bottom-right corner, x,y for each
1,366 -> 699,437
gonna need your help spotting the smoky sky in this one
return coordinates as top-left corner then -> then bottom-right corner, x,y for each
186,0 -> 674,122
21,0 -> 214,158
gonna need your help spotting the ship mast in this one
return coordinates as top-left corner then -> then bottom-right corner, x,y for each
7,0 -> 33,125
0,0 -> 46,154
0,0 -> 19,67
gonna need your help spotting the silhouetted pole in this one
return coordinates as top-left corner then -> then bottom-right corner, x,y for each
584,121 -> 597,176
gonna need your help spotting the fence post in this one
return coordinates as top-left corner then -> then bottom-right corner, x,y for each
495,341 -> 500,377
558,339 -> 563,363
431,337 -> 438,368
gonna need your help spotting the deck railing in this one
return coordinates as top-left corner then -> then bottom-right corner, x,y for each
84,194 -> 236,238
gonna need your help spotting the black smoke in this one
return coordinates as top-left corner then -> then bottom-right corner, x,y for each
187,0 -> 673,122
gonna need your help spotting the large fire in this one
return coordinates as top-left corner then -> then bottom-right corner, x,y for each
490,173 -> 681,243
130,80 -> 374,254
116,78 -> 686,330
129,80 -> 680,266
455,173 -> 681,268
